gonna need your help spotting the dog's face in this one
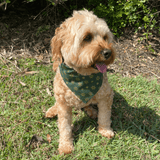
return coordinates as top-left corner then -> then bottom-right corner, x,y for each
51,10 -> 116,74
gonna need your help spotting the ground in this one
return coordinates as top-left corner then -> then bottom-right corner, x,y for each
0,4 -> 160,82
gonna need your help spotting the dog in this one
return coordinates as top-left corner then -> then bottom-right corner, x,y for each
45,9 -> 116,155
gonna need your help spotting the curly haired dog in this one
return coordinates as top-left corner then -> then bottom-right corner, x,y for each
46,9 -> 116,155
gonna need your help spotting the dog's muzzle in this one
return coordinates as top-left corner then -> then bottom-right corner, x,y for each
101,49 -> 112,60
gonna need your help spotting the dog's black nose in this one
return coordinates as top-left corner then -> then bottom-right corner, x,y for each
101,49 -> 112,59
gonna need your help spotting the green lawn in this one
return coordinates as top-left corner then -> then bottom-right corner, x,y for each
0,58 -> 160,160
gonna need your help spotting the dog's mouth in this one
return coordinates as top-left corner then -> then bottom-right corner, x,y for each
92,62 -> 107,73
91,48 -> 112,73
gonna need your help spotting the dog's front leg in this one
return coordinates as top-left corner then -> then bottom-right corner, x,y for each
57,102 -> 74,155
97,93 -> 114,139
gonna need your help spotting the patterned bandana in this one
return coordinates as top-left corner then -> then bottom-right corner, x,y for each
59,63 -> 103,103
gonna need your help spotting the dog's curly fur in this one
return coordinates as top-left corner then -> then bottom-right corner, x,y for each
46,9 -> 116,155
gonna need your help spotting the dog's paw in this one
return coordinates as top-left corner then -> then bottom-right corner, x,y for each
45,106 -> 57,118
98,127 -> 114,139
58,142 -> 74,155
84,106 -> 98,119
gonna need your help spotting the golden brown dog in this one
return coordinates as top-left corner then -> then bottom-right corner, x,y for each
46,9 -> 116,155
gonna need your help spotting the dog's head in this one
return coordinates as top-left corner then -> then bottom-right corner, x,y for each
51,9 -> 116,75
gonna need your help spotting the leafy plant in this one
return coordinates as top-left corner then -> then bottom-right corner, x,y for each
36,25 -> 50,36
0,0 -> 10,3
86,0 -> 158,36
1,0 -> 158,38
0,0 -> 10,10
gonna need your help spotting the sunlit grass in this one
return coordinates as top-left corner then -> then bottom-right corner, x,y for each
0,58 -> 160,159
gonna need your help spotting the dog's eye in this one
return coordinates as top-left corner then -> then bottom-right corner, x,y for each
103,35 -> 108,41
84,34 -> 92,42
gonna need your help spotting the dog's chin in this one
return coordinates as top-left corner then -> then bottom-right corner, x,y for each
71,58 -> 109,75
72,60 -> 109,75
72,65 -> 99,76
65,54 -> 112,75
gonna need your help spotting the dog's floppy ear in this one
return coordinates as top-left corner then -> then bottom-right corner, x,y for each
51,27 -> 63,72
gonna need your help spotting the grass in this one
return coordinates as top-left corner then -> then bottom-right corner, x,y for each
0,57 -> 160,160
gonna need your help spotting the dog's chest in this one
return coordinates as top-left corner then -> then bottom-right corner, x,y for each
59,63 -> 104,104
54,69 -> 110,108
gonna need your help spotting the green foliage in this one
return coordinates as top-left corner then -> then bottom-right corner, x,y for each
48,0 -> 158,37
86,0 -> 157,36
0,0 -> 10,3
1,0 -> 158,37
48,0 -> 68,6
26,0 -> 36,2
36,25 -> 50,36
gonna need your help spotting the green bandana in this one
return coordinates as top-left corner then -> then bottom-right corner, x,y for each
59,63 -> 103,103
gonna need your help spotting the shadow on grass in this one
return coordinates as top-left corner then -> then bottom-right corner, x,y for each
72,91 -> 160,143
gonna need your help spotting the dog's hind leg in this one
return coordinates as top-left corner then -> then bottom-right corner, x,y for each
45,103 -> 58,118
83,105 -> 98,119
